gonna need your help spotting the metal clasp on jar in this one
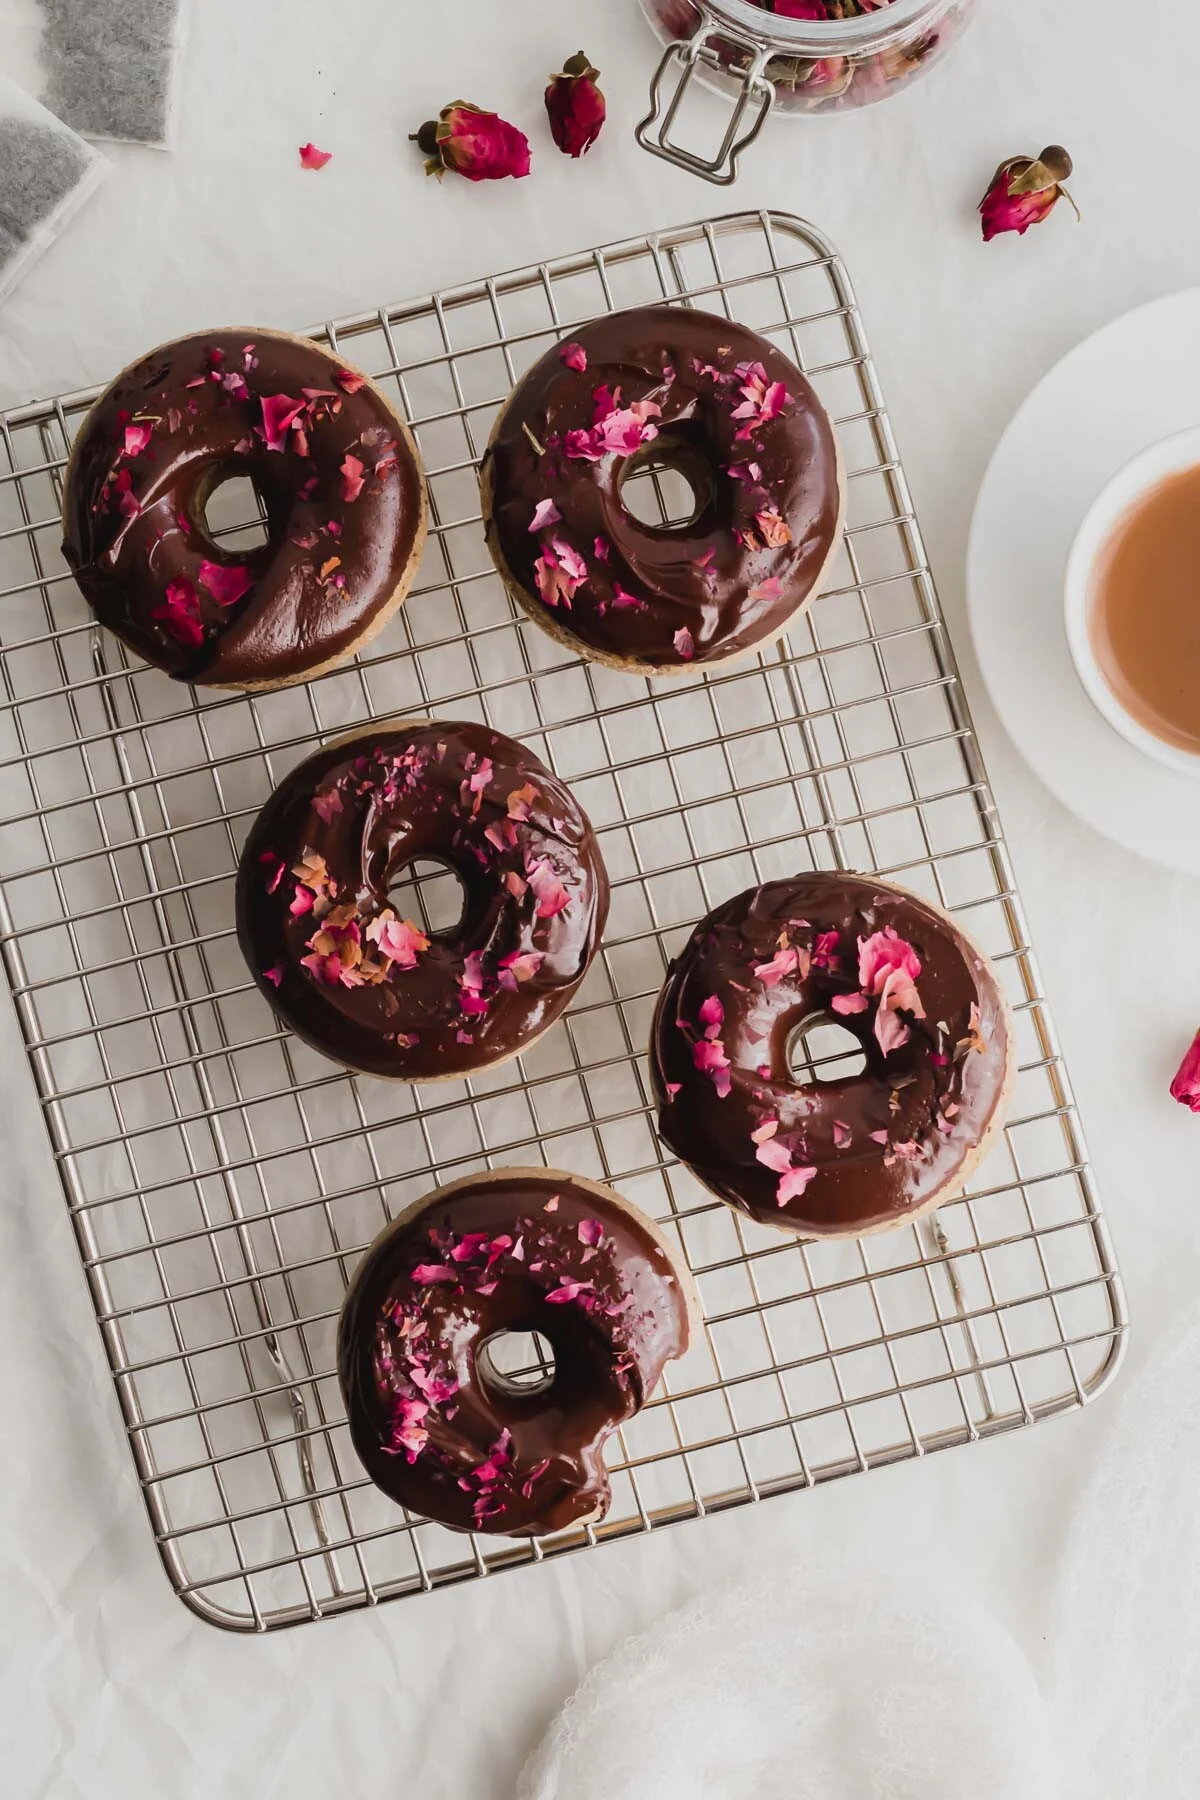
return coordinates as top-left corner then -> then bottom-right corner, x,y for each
636,6 -> 775,186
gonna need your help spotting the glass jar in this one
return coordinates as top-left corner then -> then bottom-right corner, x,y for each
637,0 -> 977,183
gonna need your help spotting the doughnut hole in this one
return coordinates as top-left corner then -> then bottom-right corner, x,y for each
201,470 -> 271,554
387,856 -> 468,939
476,1329 -> 557,1400
786,1014 -> 868,1086
618,438 -> 715,532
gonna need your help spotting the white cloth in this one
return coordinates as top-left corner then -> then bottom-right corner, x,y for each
4,1 -> 1200,1795
518,1566 -> 1057,1800
1054,1327 -> 1200,1800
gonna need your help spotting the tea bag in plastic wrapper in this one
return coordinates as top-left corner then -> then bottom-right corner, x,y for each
0,74 -> 108,307
0,0 -> 191,149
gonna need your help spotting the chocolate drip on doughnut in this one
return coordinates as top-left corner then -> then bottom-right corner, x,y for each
235,720 -> 609,1081
481,305 -> 843,671
338,1170 -> 692,1536
62,329 -> 426,688
650,875 -> 1012,1238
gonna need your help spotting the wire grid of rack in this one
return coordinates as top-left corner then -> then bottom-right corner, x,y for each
0,210 -> 1126,1633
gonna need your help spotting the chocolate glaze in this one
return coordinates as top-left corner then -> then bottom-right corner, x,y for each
235,721 -> 609,1081
62,330 -> 426,688
338,1171 -> 691,1536
482,305 -> 842,670
650,875 -> 1011,1238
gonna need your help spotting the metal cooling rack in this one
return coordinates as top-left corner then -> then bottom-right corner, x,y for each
0,210 -> 1126,1633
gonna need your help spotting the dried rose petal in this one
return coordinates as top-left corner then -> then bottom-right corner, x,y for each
980,146 -> 1076,242
777,1164 -> 817,1206
831,992 -> 868,1016
123,422 -> 153,457
526,857 -> 571,919
411,102 -> 531,183
263,963 -> 285,988
335,368 -> 366,394
299,143 -> 332,171
152,577 -> 204,647
340,453 -> 365,503
197,560 -> 253,608
261,394 -> 306,452
1170,1029 -> 1200,1113
545,52 -> 606,159
673,626 -> 695,660
560,343 -> 588,373
366,911 -> 430,969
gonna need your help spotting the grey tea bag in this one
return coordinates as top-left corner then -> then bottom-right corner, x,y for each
0,0 -> 191,149
0,74 -> 108,306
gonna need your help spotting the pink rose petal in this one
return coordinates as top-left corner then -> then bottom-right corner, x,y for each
529,498 -> 562,532
340,454 -> 365,503
559,343 -> 588,372
197,560 -> 253,608
831,992 -> 868,1015
299,143 -> 332,171
673,626 -> 695,660
776,1164 -> 817,1206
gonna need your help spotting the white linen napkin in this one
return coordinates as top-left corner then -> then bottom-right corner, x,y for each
517,1561 -> 1057,1800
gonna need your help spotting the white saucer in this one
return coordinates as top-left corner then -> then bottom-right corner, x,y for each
967,288 -> 1200,876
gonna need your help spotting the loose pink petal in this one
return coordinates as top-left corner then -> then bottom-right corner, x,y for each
151,577 -> 204,647
832,1120 -> 852,1150
578,1218 -> 603,1248
340,454 -> 365,503
750,1118 -> 779,1145
526,857 -> 571,919
831,992 -> 868,1015
858,928 -> 922,995
123,422 -> 153,457
335,368 -> 366,394
546,1279 -> 593,1306
748,576 -> 783,604
299,143 -> 333,171
777,1164 -> 817,1206
529,499 -> 562,532
311,790 -> 344,826
755,1136 -> 792,1175
263,964 -> 285,988
665,1081 -> 682,1098
559,342 -> 588,372
875,1005 -> 912,1057
261,394 -> 306,451
673,626 -> 695,660
197,560 -> 253,608
753,946 -> 800,987
698,994 -> 724,1037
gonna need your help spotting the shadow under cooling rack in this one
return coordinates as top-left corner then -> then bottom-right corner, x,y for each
0,210 -> 1126,1631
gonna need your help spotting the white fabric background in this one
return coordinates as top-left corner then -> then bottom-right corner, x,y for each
3,0 -> 1200,1793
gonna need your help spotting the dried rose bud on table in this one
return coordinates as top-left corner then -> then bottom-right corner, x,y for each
979,145 -> 1077,241
545,52 -> 607,157
411,102 -> 531,182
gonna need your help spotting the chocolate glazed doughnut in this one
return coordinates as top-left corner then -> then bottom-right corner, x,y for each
338,1169 -> 695,1536
62,329 -> 427,689
235,720 -> 609,1081
650,875 -> 1014,1240
480,304 -> 844,674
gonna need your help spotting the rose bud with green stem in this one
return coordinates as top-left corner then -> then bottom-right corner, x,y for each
979,145 -> 1078,241
411,101 -> 531,182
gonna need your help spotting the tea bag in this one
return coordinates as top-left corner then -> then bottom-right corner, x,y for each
0,0 -> 191,149
0,74 -> 108,306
